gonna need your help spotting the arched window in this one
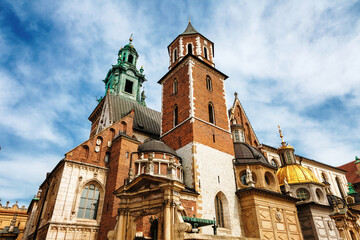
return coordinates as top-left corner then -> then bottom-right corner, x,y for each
321,172 -> 327,183
214,192 -> 229,228
206,76 -> 212,91
77,184 -> 100,219
173,49 -> 177,62
174,105 -> 178,126
208,103 -> 215,124
204,47 -> 208,59
234,131 -> 240,142
173,79 -> 178,94
82,145 -> 89,159
335,177 -> 345,198
128,55 -> 134,64
110,128 -> 116,140
270,159 -> 277,168
215,195 -> 224,227
187,44 -> 193,55
120,121 -> 127,134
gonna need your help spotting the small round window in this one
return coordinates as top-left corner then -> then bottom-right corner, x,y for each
296,188 -> 310,201
240,170 -> 256,186
265,172 -> 274,186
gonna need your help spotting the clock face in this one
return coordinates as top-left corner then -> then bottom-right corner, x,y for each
95,146 -> 100,153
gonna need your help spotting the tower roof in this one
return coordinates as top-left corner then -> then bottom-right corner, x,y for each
180,21 -> 199,36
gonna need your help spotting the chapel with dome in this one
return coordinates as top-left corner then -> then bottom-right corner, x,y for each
22,22 -> 359,240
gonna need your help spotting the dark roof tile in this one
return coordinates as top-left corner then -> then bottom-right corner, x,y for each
109,95 -> 161,136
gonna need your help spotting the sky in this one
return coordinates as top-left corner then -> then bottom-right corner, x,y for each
1,0 -> 360,207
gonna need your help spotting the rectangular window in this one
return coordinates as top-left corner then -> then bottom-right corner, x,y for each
234,131 -> 240,142
124,80 -> 133,94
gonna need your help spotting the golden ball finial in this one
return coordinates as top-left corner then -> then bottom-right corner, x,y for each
278,125 -> 284,143
129,33 -> 133,43
189,17 -> 191,23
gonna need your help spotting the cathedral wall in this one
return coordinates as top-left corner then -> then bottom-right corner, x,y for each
301,160 -> 347,199
176,142 -> 195,189
194,143 -> 241,236
48,161 -> 107,239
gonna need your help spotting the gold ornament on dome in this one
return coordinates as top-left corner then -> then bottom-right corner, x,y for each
277,125 -> 294,150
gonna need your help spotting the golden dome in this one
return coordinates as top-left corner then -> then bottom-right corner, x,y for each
277,164 -> 320,185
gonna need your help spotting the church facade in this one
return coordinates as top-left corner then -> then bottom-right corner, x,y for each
23,23 -> 359,240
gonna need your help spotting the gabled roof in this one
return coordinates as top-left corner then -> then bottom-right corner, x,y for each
109,95 -> 161,137
339,161 -> 360,184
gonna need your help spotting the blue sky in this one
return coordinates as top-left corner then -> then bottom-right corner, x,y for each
1,0 -> 360,207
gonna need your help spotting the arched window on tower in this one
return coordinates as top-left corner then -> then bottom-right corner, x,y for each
206,75 -> 212,91
128,55 -> 134,64
208,102 -> 215,124
204,47 -> 208,59
174,105 -> 178,126
77,184 -> 100,220
173,49 -> 177,62
173,79 -> 178,94
187,44 -> 193,55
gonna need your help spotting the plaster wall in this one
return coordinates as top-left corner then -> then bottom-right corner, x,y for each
177,142 -> 241,237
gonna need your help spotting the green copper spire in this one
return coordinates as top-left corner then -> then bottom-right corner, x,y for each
102,36 -> 147,106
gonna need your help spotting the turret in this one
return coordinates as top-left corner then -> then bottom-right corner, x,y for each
277,125 -> 297,166
102,35 -> 147,105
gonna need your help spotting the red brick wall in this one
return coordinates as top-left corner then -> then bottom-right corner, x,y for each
168,34 -> 214,69
161,56 -> 233,155
181,199 -> 197,217
161,65 -> 191,135
98,136 -> 139,240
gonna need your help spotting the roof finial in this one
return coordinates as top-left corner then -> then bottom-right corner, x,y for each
189,17 -> 191,23
234,92 -> 238,98
129,33 -> 133,43
278,125 -> 284,143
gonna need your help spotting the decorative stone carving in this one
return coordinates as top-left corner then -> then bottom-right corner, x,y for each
275,209 -> 282,221
246,166 -> 255,187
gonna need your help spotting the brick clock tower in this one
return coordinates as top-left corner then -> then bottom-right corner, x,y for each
158,22 -> 241,235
